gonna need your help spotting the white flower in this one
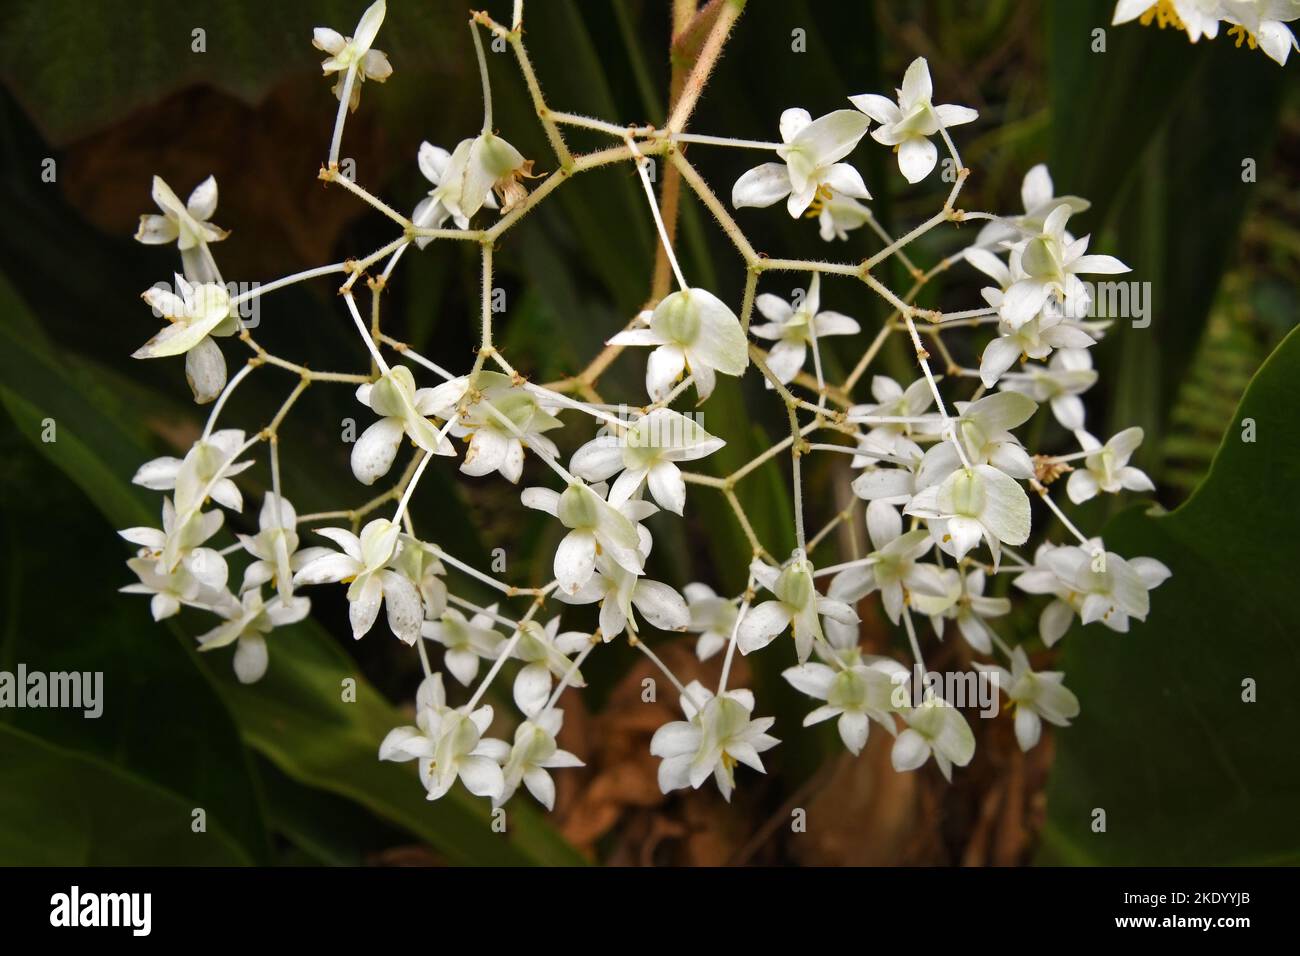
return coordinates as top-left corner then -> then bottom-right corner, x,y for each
379,676 -> 508,802
133,428 -> 252,514
388,535 -> 448,620
976,647 -> 1080,751
293,518 -> 424,644
421,605 -> 504,686
998,205 -> 1129,330
850,436 -> 927,503
120,496 -> 225,575
1014,540 -> 1171,641
1000,348 -> 1098,431
569,408 -> 724,515
912,567 -> 1010,654
121,546 -> 228,621
237,493 -> 329,602
848,375 -> 939,458
1221,0 -> 1300,64
738,553 -> 858,662
428,372 -> 562,484
684,583 -> 739,661
1066,427 -> 1155,503
650,682 -> 779,802
828,500 -> 948,624
135,176 -> 228,282
751,273 -> 860,386
973,164 -> 1090,248
905,461 -> 1032,565
134,275 -> 239,403
351,366 -> 456,486
425,133 -> 534,225
966,248 -> 1101,388
1112,0 -> 1226,41
511,617 -> 590,717
891,696 -> 976,781
784,657 -> 907,755
196,590 -> 310,684
607,288 -> 749,402
851,57 -> 978,184
950,391 -> 1039,479
313,0 -> 392,112
521,481 -> 644,593
498,709 -> 584,810
815,192 -> 873,242
556,562 -> 689,640
731,108 -> 872,216
411,141 -> 496,242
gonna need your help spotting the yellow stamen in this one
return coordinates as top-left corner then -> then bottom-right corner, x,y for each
1138,0 -> 1185,30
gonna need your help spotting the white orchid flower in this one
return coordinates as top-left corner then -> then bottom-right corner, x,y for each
828,500 -> 948,624
650,681 -> 779,802
976,647 -> 1081,751
380,688 -> 509,803
1014,540 -> 1171,641
998,205 -> 1129,330
510,617 -> 590,717
237,493 -> 330,602
351,365 -> 456,486
851,57 -> 978,184
569,408 -> 724,515
411,140 -> 498,242
120,496 -> 225,575
1220,0 -> 1300,64
784,656 -> 908,755
555,561 -> 689,640
196,589 -> 310,684
905,460 -> 1032,565
521,481 -> 644,593
912,567 -> 1010,654
293,518 -> 423,644
497,709 -> 584,810
951,391 -> 1039,479
132,428 -> 252,515
428,372 -> 562,484
751,273 -> 860,386
607,288 -> 748,403
135,176 -> 228,282
738,553 -> 858,662
121,546 -> 228,622
848,375 -> 940,458
732,108 -> 872,216
420,605 -> 505,686
891,695 -> 976,781
684,583 -> 739,661
134,275 -> 239,403
313,0 -> 392,112
1112,0 -> 1226,41
425,132 -> 534,226
816,192 -> 873,242
1066,427 -> 1155,503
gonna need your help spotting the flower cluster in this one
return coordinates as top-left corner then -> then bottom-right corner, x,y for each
119,1 -> 1175,814
1113,0 -> 1300,64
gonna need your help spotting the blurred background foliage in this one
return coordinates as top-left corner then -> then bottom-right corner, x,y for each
0,0 -> 1295,865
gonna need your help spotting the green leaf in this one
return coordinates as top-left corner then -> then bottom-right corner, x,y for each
0,724 -> 252,865
1041,326 -> 1300,865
